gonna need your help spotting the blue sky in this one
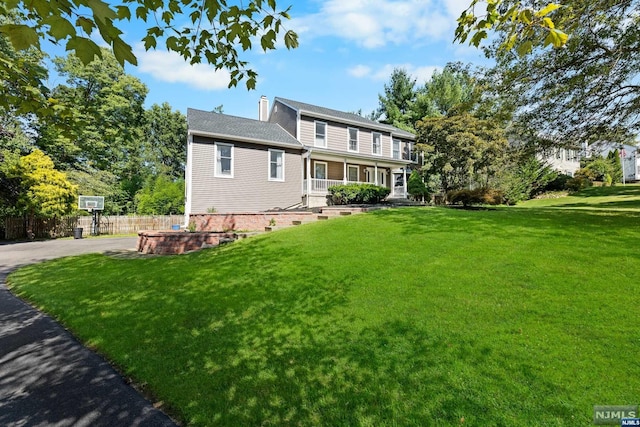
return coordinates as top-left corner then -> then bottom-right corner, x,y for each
47,0 -> 490,120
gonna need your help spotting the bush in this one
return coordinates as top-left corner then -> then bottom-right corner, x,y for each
407,170 -> 430,202
328,184 -> 390,205
566,176 -> 591,192
544,174 -> 572,192
447,188 -> 504,207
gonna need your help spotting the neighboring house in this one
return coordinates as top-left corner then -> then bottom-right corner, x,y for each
185,97 -> 417,215
543,147 -> 581,176
596,142 -> 640,182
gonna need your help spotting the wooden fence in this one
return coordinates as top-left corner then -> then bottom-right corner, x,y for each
3,215 -> 184,240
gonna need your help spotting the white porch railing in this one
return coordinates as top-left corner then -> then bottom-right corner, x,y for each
303,179 -> 407,198
303,179 -> 350,194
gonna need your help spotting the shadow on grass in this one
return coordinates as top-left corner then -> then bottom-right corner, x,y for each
7,238 -> 581,425
8,208 -> 639,425
571,185 -> 640,198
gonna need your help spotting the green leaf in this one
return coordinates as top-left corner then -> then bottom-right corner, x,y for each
544,28 -> 569,47
0,24 -> 40,50
76,17 -> 95,34
535,3 -> 561,17
142,34 -> 157,49
65,36 -> 102,64
112,37 -> 137,66
43,16 -> 77,41
116,6 -> 132,20
516,40 -> 533,56
88,0 -> 117,23
136,6 -> 148,21
284,30 -> 298,49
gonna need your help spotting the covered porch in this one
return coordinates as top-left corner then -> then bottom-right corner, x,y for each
301,152 -> 412,207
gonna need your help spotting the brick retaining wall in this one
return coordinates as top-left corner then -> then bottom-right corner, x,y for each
189,212 -> 315,232
138,231 -> 236,255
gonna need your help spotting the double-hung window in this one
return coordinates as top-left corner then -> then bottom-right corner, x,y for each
215,142 -> 233,177
372,132 -> 381,155
348,127 -> 358,152
392,139 -> 401,159
315,121 -> 327,147
269,149 -> 284,181
347,165 -> 359,182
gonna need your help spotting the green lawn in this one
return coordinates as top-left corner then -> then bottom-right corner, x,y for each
520,183 -> 640,210
8,195 -> 640,425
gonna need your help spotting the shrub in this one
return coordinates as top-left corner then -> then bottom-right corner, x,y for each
407,170 -> 430,202
447,188 -> 504,207
544,173 -> 572,192
566,176 -> 591,192
328,184 -> 390,205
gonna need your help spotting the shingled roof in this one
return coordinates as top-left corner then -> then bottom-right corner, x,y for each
274,97 -> 416,140
187,108 -> 302,148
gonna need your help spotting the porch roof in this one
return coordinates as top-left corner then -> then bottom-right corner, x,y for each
305,147 -> 413,168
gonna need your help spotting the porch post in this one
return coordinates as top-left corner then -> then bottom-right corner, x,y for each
343,159 -> 347,184
374,163 -> 378,185
403,168 -> 408,197
306,155 -> 312,196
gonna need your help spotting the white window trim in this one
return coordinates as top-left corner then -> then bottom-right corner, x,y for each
347,165 -> 359,182
215,142 -> 234,178
314,121 -> 327,148
268,149 -> 285,182
347,127 -> 359,153
392,139 -> 401,160
372,132 -> 382,156
314,161 -> 328,179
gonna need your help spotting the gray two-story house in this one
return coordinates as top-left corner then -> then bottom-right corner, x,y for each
185,97 -> 416,215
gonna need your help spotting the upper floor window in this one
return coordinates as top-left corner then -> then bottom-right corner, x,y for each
348,127 -> 358,152
392,139 -> 401,159
215,142 -> 233,178
372,132 -> 381,155
269,149 -> 284,181
315,121 -> 327,147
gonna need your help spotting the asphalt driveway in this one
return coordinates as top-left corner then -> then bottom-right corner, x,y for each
0,237 -> 178,427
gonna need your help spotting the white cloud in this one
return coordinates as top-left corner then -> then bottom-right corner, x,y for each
291,0 -> 470,48
136,48 -> 230,90
363,63 -> 441,83
348,64 -> 372,78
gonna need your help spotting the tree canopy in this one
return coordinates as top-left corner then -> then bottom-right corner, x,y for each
458,0 -> 640,146
0,0 -> 298,88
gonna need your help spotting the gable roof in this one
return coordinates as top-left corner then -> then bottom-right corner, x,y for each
274,97 -> 416,140
187,108 -> 302,148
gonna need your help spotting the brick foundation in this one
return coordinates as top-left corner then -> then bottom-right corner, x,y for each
137,231 -> 236,255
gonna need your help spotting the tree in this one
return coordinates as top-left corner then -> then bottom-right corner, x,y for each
411,63 -> 480,122
66,168 -> 131,215
143,103 -> 187,179
607,150 -> 623,184
407,170 -> 429,202
135,174 -> 185,215
376,68 -> 417,131
0,0 -> 298,91
416,115 -> 508,193
459,0 -> 640,146
6,149 -> 77,221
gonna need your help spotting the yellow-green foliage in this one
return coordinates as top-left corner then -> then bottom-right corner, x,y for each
10,149 -> 77,217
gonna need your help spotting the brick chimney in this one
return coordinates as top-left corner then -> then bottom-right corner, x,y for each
258,96 -> 269,121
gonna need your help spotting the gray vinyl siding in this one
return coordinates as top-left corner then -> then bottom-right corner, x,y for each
300,115 -> 398,159
191,136 -> 303,213
269,100 -> 298,138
